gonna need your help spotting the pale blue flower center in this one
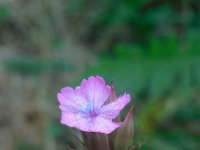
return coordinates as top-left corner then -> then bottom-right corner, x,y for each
80,102 -> 98,117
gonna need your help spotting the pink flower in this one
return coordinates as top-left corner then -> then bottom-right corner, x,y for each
57,76 -> 130,134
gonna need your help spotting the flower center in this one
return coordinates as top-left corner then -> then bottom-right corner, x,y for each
80,102 -> 98,117
89,110 -> 97,117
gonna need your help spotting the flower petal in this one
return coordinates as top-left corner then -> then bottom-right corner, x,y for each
59,105 -> 79,113
90,117 -> 121,134
58,87 -> 87,109
61,112 -> 121,134
80,76 -> 111,108
61,112 -> 91,131
100,93 -> 131,119
57,93 -> 76,108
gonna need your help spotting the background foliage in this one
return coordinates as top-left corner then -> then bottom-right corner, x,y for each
0,0 -> 199,149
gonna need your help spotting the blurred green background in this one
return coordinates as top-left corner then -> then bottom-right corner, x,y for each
0,0 -> 200,149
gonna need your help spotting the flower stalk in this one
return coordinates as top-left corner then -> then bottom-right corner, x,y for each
82,132 -> 110,150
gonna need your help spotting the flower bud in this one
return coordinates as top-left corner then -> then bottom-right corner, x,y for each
114,107 -> 134,150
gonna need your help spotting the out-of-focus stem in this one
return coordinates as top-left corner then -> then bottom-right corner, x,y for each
82,132 -> 110,150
